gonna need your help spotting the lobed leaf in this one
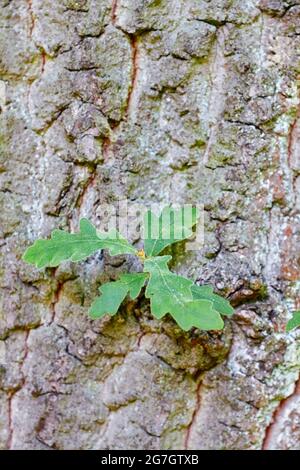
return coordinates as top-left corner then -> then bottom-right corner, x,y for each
286,311 -> 300,332
89,273 -> 148,319
191,285 -> 234,317
22,219 -> 137,268
144,256 -> 223,331
143,206 -> 199,257
96,229 -> 137,257
171,300 -> 224,331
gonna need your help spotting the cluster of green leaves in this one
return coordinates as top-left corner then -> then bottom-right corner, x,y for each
23,207 -> 234,331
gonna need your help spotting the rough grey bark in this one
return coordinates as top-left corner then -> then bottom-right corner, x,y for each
0,0 -> 300,450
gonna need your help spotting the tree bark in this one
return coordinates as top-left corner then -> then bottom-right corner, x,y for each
0,0 -> 300,450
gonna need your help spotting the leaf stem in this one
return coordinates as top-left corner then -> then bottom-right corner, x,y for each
137,249 -> 146,261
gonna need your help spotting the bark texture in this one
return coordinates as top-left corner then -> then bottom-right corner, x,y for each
0,0 -> 300,450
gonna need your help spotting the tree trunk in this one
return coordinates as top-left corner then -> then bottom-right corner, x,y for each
0,0 -> 300,450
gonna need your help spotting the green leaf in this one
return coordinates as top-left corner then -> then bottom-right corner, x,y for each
89,281 -> 128,319
191,285 -> 214,295
96,229 -> 137,256
89,273 -> 148,319
22,218 -> 137,268
286,311 -> 300,332
191,285 -> 234,317
144,256 -> 223,331
172,300 -> 224,331
144,256 -> 193,318
143,206 -> 199,257
117,273 -> 148,299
